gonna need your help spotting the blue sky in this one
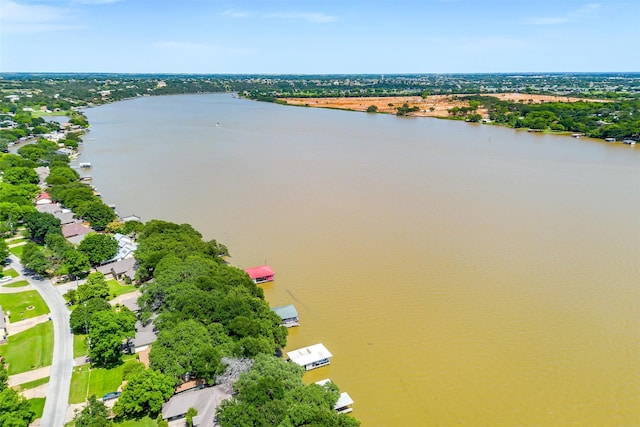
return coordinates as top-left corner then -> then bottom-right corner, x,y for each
0,0 -> 638,74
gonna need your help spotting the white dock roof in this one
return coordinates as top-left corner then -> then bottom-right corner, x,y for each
287,343 -> 332,366
335,392 -> 354,409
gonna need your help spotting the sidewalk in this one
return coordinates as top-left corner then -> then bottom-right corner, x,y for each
8,365 -> 51,387
6,314 -> 51,335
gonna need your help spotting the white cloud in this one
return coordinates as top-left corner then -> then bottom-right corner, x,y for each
0,0 -> 83,33
526,2 -> 601,26
573,3 -> 601,17
265,12 -> 337,23
221,9 -> 250,18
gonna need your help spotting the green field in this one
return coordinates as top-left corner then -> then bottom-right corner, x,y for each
74,334 -> 88,358
0,321 -> 53,374
9,245 -> 24,257
0,290 -> 49,321
114,417 -> 157,427
2,268 -> 20,278
3,280 -> 30,288
69,357 -> 139,404
29,397 -> 46,420
14,376 -> 49,390
108,279 -> 138,299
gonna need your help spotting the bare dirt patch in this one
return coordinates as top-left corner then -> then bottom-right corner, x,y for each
278,93 -> 609,119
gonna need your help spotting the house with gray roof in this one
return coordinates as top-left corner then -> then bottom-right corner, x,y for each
271,304 -> 299,327
97,257 -> 137,282
161,386 -> 231,427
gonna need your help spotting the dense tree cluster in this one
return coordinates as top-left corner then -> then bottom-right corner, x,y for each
0,362 -> 35,426
457,95 -> 640,139
217,354 -> 360,427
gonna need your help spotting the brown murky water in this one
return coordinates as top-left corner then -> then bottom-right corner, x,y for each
82,94 -> 640,426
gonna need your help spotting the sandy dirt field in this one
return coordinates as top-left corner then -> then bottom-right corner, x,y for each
278,93 -> 608,119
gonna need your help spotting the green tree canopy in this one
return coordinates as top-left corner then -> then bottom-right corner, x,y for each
2,167 -> 39,185
22,211 -> 61,244
73,395 -> 110,427
112,369 -> 175,418
88,309 -> 135,367
74,200 -> 116,231
217,354 -> 359,427
70,297 -> 111,334
76,272 -> 110,303
149,319 -> 224,385
78,233 -> 118,265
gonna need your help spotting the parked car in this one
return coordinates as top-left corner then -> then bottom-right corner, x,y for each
102,391 -> 121,401
0,276 -> 13,283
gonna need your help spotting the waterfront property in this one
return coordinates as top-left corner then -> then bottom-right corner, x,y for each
161,385 -> 230,427
316,379 -> 354,414
271,304 -> 299,327
287,343 -> 332,371
244,265 -> 274,284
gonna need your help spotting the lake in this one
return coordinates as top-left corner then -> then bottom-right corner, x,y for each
81,93 -> 640,426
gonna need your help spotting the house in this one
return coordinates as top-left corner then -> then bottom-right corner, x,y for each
112,233 -> 138,261
0,305 -> 6,344
35,192 -> 52,205
97,258 -> 137,282
244,265 -> 274,284
287,343 -> 332,371
62,222 -> 92,239
271,304 -> 299,327
34,203 -> 75,225
161,386 -> 231,427
315,379 -> 354,414
120,214 -> 142,223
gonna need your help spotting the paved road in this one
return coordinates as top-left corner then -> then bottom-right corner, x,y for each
9,255 -> 73,427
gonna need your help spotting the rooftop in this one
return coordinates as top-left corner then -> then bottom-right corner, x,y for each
272,304 -> 298,320
244,265 -> 274,280
287,343 -> 332,367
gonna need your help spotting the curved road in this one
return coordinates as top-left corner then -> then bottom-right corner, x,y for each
10,254 -> 73,427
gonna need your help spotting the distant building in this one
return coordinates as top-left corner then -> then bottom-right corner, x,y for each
287,343 -> 332,371
271,304 -> 299,327
315,379 -> 354,414
244,265 -> 274,284
35,192 -> 52,205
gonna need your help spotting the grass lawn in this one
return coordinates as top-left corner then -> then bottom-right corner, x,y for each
9,245 -> 24,257
14,376 -> 49,390
6,237 -> 27,245
3,280 -> 30,288
69,357 -> 139,404
0,321 -> 53,374
108,280 -> 138,299
29,397 -> 46,420
0,290 -> 49,321
113,417 -> 157,427
74,334 -> 88,358
2,268 -> 20,278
